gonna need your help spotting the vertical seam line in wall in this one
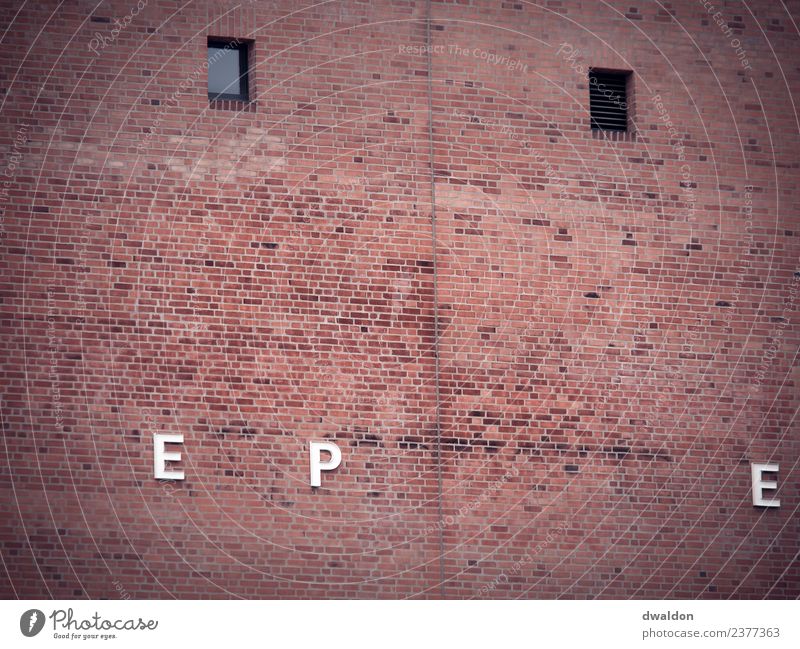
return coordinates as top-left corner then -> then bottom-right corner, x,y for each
426,0 -> 446,599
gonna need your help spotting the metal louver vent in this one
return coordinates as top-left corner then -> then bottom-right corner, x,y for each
589,69 -> 629,131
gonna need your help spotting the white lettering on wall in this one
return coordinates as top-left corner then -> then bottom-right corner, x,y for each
153,433 -> 185,480
751,462 -> 780,507
309,441 -> 342,487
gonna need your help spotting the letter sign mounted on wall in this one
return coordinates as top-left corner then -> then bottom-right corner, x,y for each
309,441 -> 342,487
153,433 -> 185,481
751,462 -> 780,508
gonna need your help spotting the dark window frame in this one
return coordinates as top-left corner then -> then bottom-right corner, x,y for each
588,68 -> 631,133
207,38 -> 250,102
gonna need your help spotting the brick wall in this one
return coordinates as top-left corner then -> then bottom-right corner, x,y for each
1,0 -> 798,598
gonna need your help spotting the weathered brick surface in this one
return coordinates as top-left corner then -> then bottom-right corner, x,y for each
1,0 -> 798,598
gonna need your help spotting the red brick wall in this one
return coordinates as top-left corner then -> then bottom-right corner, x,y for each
1,0 -> 798,598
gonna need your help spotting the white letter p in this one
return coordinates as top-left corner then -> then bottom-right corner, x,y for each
309,441 -> 341,487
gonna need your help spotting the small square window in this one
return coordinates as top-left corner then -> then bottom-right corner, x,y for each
589,69 -> 630,132
208,38 -> 249,101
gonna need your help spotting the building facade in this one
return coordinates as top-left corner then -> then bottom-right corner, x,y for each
1,0 -> 799,598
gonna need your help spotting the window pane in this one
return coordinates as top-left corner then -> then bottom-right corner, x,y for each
208,46 -> 241,96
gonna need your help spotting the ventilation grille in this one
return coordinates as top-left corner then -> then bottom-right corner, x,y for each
589,69 -> 629,131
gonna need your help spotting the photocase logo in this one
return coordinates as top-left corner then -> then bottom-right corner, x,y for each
20,609 -> 45,637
